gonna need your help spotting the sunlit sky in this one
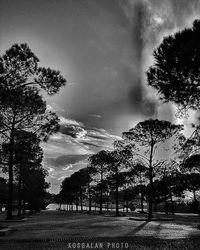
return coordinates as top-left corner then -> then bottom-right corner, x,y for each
1,0 -> 200,193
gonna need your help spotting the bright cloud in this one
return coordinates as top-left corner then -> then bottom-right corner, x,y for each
59,116 -> 83,126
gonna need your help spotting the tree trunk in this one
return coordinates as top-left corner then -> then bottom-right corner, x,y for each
17,164 -> 22,216
141,192 -> 144,213
106,193 -> 109,212
88,183 -> 92,213
148,142 -> 154,221
148,168 -> 153,219
115,168 -> 119,216
80,189 -> 83,212
154,199 -> 157,212
89,195 -> 91,213
170,193 -> 174,214
22,179 -> 26,215
7,132 -> 15,220
126,201 -> 128,213
164,195 -> 168,215
76,194 -> 79,212
99,171 -> 103,214
193,189 -> 196,201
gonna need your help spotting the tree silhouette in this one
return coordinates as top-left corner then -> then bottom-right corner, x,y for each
123,119 -> 183,220
147,19 -> 200,113
71,168 -> 90,212
60,168 -> 91,212
0,44 -> 66,219
2,130 -> 47,214
106,141 -> 133,216
128,162 -> 148,213
14,131 -> 43,215
154,160 -> 180,214
181,154 -> 200,172
60,177 -> 75,210
25,166 -> 49,212
0,177 -> 8,212
88,150 -> 110,214
182,173 -> 200,201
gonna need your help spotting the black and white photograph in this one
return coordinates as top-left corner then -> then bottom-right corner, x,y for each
0,0 -> 200,249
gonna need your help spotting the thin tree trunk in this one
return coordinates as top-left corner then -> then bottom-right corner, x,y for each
141,192 -> 144,213
88,183 -> 92,213
99,171 -> 103,214
170,193 -> 174,214
22,179 -> 26,215
148,142 -> 154,221
89,195 -> 91,213
7,132 -> 15,220
80,189 -> 83,212
193,189 -> 196,201
148,170 -> 153,219
17,164 -> 22,216
154,199 -> 157,212
164,196 -> 168,215
76,194 -> 79,212
115,168 -> 119,216
106,194 -> 109,212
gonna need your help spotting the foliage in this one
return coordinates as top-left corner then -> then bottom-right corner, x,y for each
147,19 -> 200,113
25,166 -> 49,211
0,43 -> 66,218
123,119 -> 183,219
123,119 -> 183,147
60,167 -> 91,210
0,177 -> 8,206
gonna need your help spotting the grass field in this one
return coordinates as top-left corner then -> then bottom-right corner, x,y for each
0,210 -> 200,249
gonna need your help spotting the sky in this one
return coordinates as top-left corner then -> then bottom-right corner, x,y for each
1,0 -> 200,193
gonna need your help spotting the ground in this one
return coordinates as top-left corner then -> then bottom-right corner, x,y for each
0,210 -> 200,249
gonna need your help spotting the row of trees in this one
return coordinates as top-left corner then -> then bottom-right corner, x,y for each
58,118 -> 200,219
0,44 -> 66,219
58,19 -> 200,220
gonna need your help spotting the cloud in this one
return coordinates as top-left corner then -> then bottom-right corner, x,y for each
45,160 -> 88,193
46,103 -> 65,113
58,115 -> 87,138
47,104 -> 54,111
47,154 -> 90,168
59,116 -> 83,126
90,114 -> 102,118
67,81 -> 77,86
59,124 -> 87,138
62,165 -> 73,171
57,115 -> 121,147
42,116 -> 123,193
123,0 -> 200,122
87,128 -> 121,141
